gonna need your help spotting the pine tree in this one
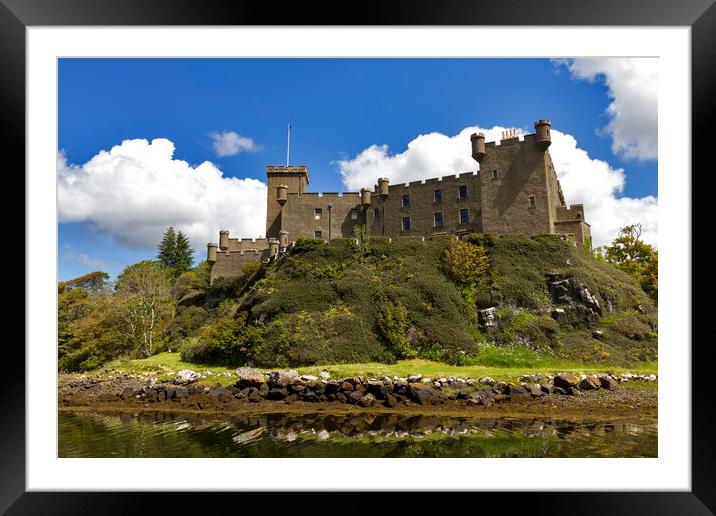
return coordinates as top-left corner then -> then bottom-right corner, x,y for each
157,227 -> 177,268
174,231 -> 194,274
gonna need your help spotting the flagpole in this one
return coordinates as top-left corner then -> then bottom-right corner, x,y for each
286,123 -> 291,167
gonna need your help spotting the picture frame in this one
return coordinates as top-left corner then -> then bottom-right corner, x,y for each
5,0 -> 710,512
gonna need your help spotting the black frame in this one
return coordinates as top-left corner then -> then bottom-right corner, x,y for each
4,0 -> 710,513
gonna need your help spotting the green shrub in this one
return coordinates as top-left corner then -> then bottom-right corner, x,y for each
375,300 -> 416,359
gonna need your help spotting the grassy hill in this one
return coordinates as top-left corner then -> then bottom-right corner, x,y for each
174,234 -> 657,368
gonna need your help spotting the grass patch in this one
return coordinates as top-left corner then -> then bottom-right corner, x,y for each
80,352 -> 657,387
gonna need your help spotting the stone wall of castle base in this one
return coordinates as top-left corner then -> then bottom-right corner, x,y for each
210,250 -> 266,284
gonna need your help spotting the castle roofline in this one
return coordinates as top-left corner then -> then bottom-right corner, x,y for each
267,165 -> 310,184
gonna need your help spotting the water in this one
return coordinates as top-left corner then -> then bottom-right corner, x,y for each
59,410 -> 657,458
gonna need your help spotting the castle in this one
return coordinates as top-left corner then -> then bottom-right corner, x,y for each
207,120 -> 591,283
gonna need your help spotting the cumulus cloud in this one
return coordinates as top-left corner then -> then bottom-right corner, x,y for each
556,58 -> 657,161
58,138 -> 267,250
209,130 -> 259,157
61,243 -> 106,269
336,126 -> 658,248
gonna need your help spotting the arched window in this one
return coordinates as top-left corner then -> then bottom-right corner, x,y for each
576,212 -> 582,220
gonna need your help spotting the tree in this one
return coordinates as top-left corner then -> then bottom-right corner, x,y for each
157,227 -> 177,268
174,230 -> 194,274
602,224 -> 658,303
58,271 -> 110,294
115,260 -> 174,357
157,226 -> 194,276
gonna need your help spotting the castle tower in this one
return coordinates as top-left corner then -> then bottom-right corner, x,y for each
475,119 -> 559,237
265,165 -> 309,239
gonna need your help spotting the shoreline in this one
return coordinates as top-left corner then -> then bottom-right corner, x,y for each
59,373 -> 657,421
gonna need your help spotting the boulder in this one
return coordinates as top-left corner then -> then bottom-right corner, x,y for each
468,391 -> 494,406
258,383 -> 270,397
300,375 -> 318,382
267,388 -> 288,400
492,382 -> 509,394
540,384 -> 555,395
554,373 -> 580,389
300,390 -> 320,403
348,391 -> 364,404
336,392 -> 348,404
553,386 -> 567,395
175,369 -> 201,385
384,394 -> 398,408
267,370 -> 300,387
526,384 -> 543,397
579,376 -> 600,390
478,376 -> 496,386
341,381 -> 354,391
599,376 -> 619,390
407,374 -> 423,383
319,370 -> 331,379
247,388 -> 262,402
357,393 -> 376,407
409,383 -> 445,405
507,384 -> 531,398
366,381 -> 390,400
235,367 -> 265,387
478,307 -> 497,330
566,387 -> 582,397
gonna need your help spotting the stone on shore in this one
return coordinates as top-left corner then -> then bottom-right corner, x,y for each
235,367 -> 265,387
175,369 -> 201,385
554,373 -> 580,389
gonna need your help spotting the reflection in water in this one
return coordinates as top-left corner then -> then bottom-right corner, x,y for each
59,410 -> 657,458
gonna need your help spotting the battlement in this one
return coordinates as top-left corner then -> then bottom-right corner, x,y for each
389,171 -> 479,191
555,204 -> 587,222
286,192 -> 361,199
267,165 -> 308,173
266,164 -> 310,185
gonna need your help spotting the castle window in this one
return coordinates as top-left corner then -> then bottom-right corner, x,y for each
576,212 -> 582,219
434,212 -> 443,228
350,208 -> 358,220
491,169 -> 498,179
460,208 -> 469,224
434,189 -> 442,202
314,231 -> 322,239
402,216 -> 411,232
402,194 -> 410,207
314,208 -> 322,220
458,185 -> 468,199
373,207 -> 380,218
528,196 -> 536,208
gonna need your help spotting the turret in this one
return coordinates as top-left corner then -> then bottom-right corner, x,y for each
470,132 -> 486,162
279,229 -> 289,249
534,120 -> 552,150
207,243 -> 218,264
378,177 -> 390,199
360,188 -> 372,207
276,184 -> 288,205
219,230 -> 229,251
269,238 -> 279,257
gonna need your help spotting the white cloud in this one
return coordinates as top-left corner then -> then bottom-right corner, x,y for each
556,58 -> 657,161
336,126 -> 658,248
209,130 -> 259,157
61,243 -> 106,269
58,138 -> 267,251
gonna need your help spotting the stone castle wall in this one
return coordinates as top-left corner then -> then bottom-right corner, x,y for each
367,172 -> 483,237
280,192 -> 362,241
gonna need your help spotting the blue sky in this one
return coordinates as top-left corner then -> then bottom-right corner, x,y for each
58,58 -> 658,281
